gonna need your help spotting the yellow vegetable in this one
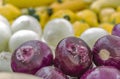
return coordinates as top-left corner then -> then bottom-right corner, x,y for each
50,0 -> 94,12
72,21 -> 90,37
21,7 -> 50,29
76,9 -> 99,27
99,8 -> 115,22
4,0 -> 55,8
0,4 -> 21,21
99,22 -> 114,34
50,9 -> 76,23
117,6 -> 120,12
109,12 -> 120,24
90,0 -> 120,13
0,0 -> 2,5
9,20 -> 13,25
36,10 -> 49,29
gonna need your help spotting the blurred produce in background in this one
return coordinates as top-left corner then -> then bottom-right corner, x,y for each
0,0 -> 119,34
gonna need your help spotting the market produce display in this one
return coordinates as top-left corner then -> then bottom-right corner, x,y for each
0,0 -> 120,79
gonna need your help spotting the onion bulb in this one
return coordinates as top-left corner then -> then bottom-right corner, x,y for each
9,30 -> 40,52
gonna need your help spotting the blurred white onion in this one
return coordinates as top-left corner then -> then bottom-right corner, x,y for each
80,28 -> 108,49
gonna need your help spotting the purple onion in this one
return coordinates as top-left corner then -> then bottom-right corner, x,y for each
81,66 -> 120,79
92,35 -> 120,70
11,40 -> 53,74
54,37 -> 93,77
35,66 -> 69,79
112,24 -> 120,37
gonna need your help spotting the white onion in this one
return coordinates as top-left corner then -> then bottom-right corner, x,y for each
43,18 -> 74,49
0,15 -> 10,26
9,30 -> 40,52
0,72 -> 42,79
80,28 -> 108,49
11,15 -> 42,36
0,21 -> 11,52
0,51 -> 12,72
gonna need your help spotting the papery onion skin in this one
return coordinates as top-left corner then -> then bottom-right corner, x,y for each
80,66 -> 120,79
92,35 -> 120,70
11,40 -> 53,74
35,66 -> 69,79
54,37 -> 92,77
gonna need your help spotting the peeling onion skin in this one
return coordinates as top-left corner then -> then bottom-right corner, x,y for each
80,66 -> 120,79
11,40 -> 53,74
35,66 -> 69,79
54,37 -> 92,77
92,35 -> 120,70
